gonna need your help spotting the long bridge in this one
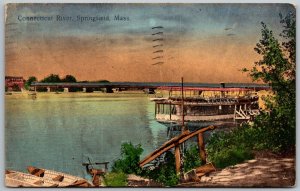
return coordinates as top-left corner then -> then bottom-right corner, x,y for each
31,82 -> 269,92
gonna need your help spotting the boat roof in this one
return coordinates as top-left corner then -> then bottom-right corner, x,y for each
157,87 -> 255,92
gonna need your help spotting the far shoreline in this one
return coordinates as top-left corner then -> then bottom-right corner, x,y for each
4,90 -> 151,99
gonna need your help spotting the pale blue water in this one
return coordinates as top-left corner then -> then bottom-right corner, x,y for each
5,94 -> 168,179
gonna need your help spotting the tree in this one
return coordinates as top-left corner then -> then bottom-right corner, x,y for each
61,75 -> 78,92
41,74 -> 61,83
25,76 -> 37,90
40,74 -> 62,92
97,80 -> 110,83
243,12 -> 296,151
62,75 -> 77,82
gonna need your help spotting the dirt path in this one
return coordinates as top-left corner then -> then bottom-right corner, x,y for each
180,152 -> 295,187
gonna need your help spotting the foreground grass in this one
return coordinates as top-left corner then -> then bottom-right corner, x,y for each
103,172 -> 128,187
206,125 -> 259,168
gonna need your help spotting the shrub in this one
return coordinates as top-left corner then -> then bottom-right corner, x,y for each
112,142 -> 143,175
183,145 -> 202,172
206,115 -> 296,169
144,145 -> 203,186
142,151 -> 179,187
209,146 -> 253,169
251,111 -> 295,152
112,143 -> 179,186
104,172 -> 127,187
206,126 -> 255,168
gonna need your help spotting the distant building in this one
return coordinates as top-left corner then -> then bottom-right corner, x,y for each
5,76 -> 25,91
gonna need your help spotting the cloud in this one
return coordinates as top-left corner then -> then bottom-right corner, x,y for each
5,3 -> 295,82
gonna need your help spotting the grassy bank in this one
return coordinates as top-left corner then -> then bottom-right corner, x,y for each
104,172 -> 127,187
206,119 -> 295,169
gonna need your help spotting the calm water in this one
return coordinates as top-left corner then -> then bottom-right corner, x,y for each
5,93 -> 168,179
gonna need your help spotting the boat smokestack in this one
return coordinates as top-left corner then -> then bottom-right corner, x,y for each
220,82 -> 225,97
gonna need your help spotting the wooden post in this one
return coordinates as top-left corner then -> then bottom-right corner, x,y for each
181,77 -> 185,133
175,145 -> 181,174
198,133 -> 206,164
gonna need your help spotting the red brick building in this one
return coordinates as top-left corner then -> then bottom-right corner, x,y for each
5,76 -> 25,91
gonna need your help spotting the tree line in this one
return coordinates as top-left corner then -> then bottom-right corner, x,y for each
25,74 -> 109,92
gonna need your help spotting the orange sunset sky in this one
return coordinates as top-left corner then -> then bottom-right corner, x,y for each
5,4 -> 295,82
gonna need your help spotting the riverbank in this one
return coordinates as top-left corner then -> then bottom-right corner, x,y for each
179,151 -> 295,187
6,150 -> 295,188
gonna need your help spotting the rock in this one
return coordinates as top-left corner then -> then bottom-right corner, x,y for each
184,169 -> 200,182
200,175 -> 213,182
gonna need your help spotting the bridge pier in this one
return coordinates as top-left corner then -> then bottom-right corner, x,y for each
64,88 -> 69,93
106,87 -> 113,93
47,87 -> 51,92
83,88 -> 86,93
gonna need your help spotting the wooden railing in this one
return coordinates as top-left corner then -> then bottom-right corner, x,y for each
139,125 -> 216,174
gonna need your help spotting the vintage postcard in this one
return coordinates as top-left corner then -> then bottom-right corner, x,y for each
5,3 -> 296,188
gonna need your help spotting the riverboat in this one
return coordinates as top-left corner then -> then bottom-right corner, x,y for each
152,86 -> 261,127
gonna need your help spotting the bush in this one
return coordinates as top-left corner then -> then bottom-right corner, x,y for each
142,151 -> 179,187
112,142 -> 143,175
250,111 -> 295,153
144,144 -> 204,186
206,126 -> 255,168
207,113 -> 296,169
209,146 -> 253,169
112,142 -> 179,186
183,145 -> 202,172
104,172 -> 127,187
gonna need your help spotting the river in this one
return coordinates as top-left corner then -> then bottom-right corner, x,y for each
5,93 -> 168,179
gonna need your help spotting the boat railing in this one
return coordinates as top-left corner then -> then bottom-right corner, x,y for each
168,96 -> 242,104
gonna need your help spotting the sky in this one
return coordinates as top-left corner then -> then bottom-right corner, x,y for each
5,3 -> 295,82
